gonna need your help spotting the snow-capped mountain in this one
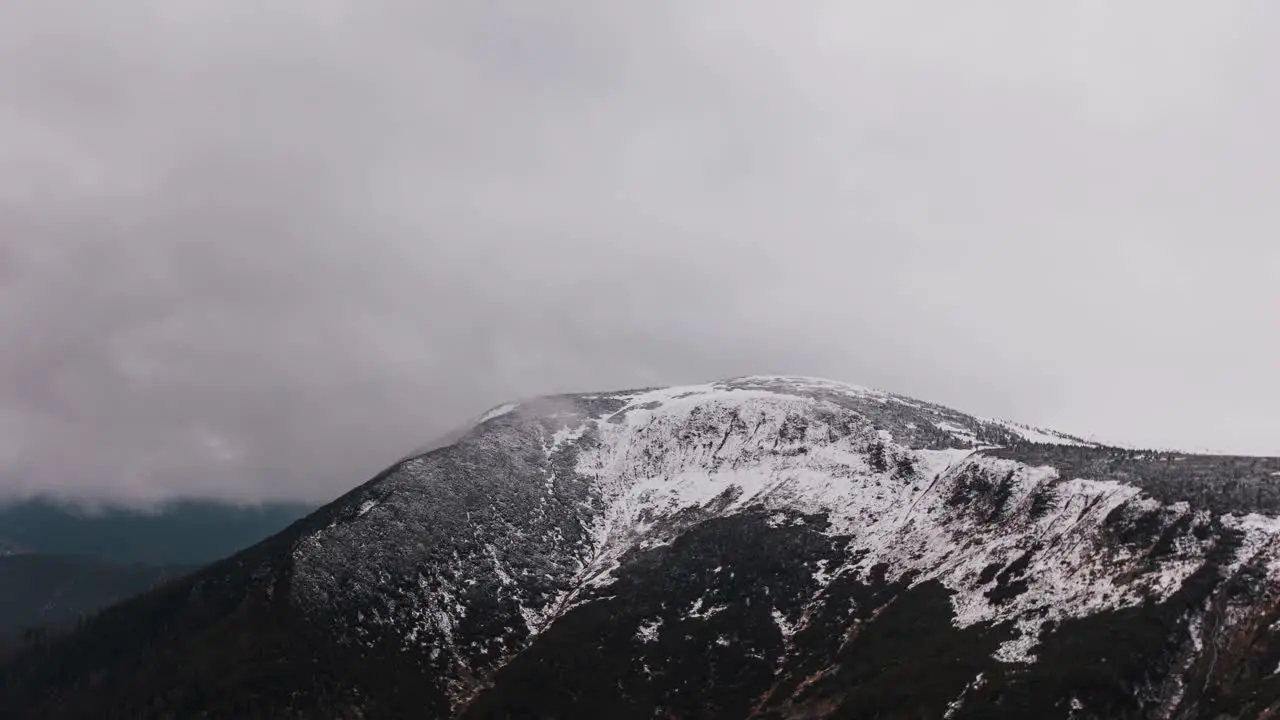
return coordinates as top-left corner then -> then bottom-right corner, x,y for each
5,376 -> 1280,719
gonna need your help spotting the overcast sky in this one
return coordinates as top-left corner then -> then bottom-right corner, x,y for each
1,2 -> 1278,504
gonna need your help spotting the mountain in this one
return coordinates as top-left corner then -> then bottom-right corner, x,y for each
0,499 -> 314,565
4,376 -> 1280,719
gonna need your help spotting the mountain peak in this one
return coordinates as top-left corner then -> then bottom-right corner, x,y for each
477,375 -> 1092,455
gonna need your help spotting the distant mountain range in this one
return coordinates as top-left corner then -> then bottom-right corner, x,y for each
5,377 -> 1280,718
0,555 -> 192,649
0,499 -> 312,648
0,499 -> 313,565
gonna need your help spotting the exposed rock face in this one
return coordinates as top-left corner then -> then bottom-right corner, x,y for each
5,376 -> 1280,719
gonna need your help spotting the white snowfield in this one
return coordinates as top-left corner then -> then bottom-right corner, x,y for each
537,378 -> 1280,665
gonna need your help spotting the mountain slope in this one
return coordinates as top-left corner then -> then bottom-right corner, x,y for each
4,376 -> 1280,719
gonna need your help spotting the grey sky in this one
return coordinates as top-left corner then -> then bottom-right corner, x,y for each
2,2 -> 1278,504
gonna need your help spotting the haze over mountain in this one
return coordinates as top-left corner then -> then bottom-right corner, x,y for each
6,377 -> 1280,719
4,4 -> 1279,714
2,2 -> 1280,510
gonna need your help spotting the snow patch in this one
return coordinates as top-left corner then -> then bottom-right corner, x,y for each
1222,513 -> 1280,574
688,597 -> 729,620
635,617 -> 662,643
944,672 -> 987,719
549,423 -> 589,452
1188,613 -> 1204,653
935,420 -> 978,444
476,402 -> 519,424
771,607 -> 798,640
983,417 -> 1093,447
812,559 -> 833,587
729,375 -> 889,399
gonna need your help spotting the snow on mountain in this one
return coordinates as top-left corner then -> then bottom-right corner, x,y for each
979,417 -> 1095,447
9,375 -> 1280,719
281,376 -> 1280,716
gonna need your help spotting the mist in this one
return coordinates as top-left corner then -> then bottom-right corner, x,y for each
2,1 -> 1278,504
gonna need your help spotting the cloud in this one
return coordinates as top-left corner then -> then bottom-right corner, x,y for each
1,1 -> 1278,503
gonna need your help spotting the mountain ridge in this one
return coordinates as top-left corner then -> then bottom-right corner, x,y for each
4,376 -> 1280,719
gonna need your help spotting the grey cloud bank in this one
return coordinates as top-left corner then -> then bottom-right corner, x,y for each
1,1 -> 1278,503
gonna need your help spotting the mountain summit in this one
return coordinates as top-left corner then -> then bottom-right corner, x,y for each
5,376 -> 1280,719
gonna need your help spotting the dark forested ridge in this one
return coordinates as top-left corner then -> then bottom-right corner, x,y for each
3,378 -> 1280,719
988,444 -> 1280,515
0,555 -> 192,639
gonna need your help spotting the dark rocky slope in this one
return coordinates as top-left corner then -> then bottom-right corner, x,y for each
4,376 -> 1280,719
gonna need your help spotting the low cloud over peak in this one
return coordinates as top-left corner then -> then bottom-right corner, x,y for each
2,1 -> 1278,503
